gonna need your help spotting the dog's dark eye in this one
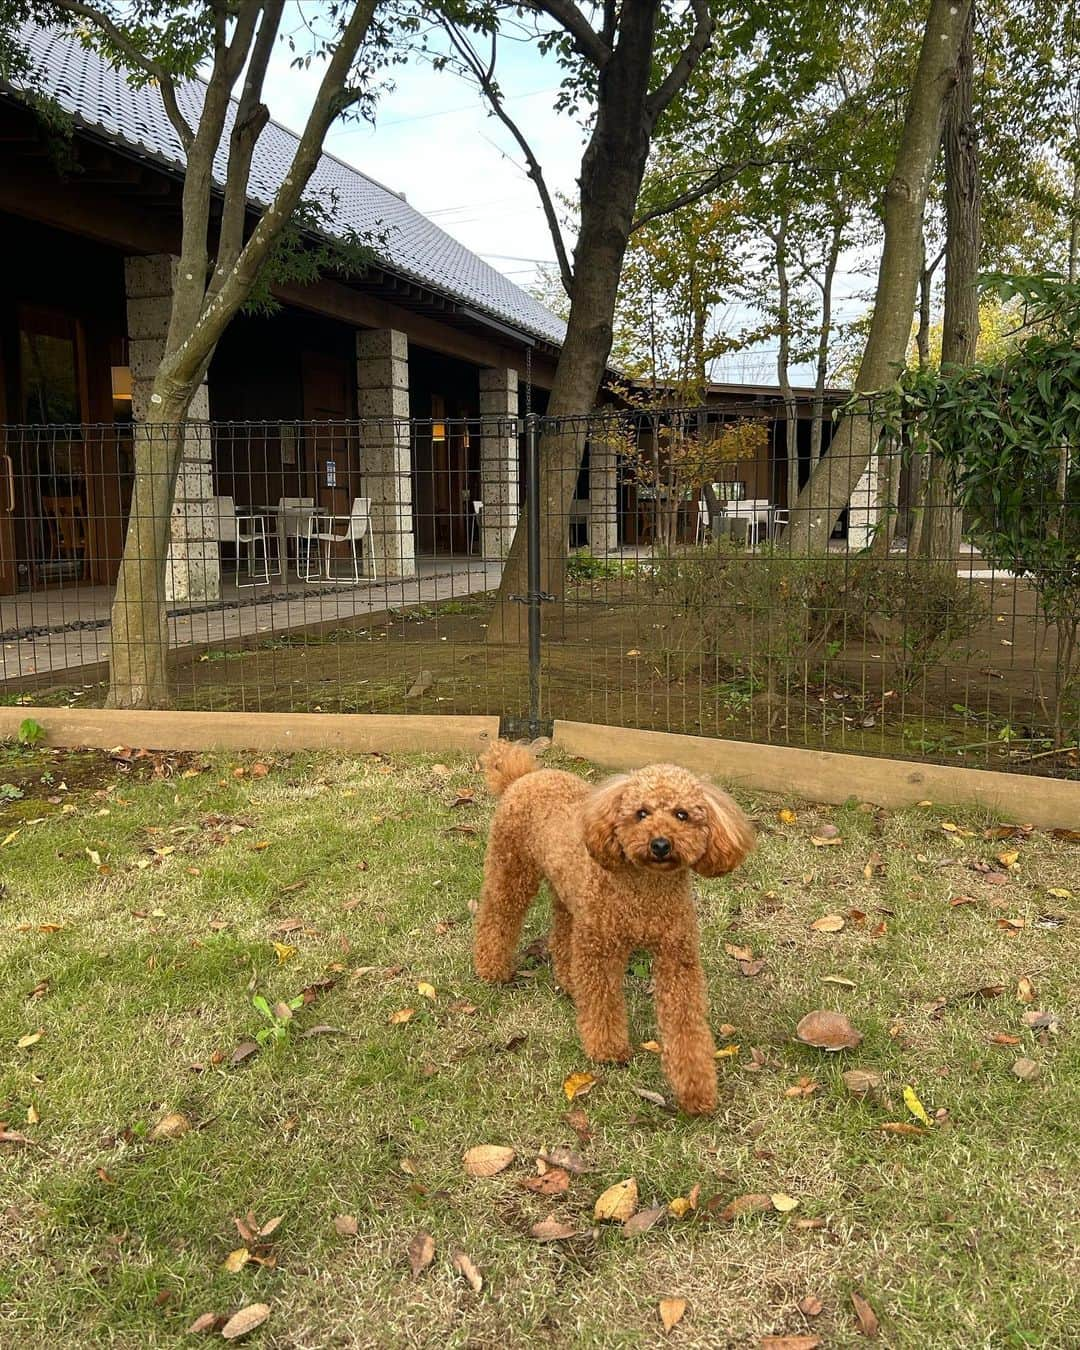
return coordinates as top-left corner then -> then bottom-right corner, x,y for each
674,809 -> 688,821
636,808 -> 649,820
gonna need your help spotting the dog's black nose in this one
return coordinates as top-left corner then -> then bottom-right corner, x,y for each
650,836 -> 672,859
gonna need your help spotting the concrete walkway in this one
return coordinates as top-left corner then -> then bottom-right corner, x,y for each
1,557 -> 502,684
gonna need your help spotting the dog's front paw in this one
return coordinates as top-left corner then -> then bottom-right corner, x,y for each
474,954 -> 516,984
674,1080 -> 717,1116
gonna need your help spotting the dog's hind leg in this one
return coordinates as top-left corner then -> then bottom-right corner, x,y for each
548,896 -> 574,996
474,817 -> 540,984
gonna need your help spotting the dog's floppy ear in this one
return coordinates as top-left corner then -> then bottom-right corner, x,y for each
581,775 -> 628,869
694,781 -> 755,877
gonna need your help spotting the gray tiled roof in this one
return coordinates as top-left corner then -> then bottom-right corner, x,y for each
9,21 -> 568,348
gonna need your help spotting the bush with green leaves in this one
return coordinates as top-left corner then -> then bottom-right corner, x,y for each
888,273 -> 1080,742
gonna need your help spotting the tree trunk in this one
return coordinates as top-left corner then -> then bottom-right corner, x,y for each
782,0 -> 971,557
105,385 -> 195,707
808,213 -> 844,465
923,0 -> 979,562
771,214 -> 801,523
905,237 -> 935,556
486,0 -> 661,642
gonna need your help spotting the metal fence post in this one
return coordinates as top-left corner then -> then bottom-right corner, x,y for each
525,412 -> 542,738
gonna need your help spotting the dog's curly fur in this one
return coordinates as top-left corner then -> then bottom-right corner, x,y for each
474,742 -> 755,1114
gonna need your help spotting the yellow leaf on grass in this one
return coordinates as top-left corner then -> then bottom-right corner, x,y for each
997,850 -> 1019,868
778,809 -> 798,825
903,1085 -> 932,1128
388,1008 -> 415,1025
16,1032 -> 42,1049
1017,975 -> 1036,1004
771,1193 -> 800,1212
822,976 -> 856,989
810,915 -> 845,933
718,1023 -> 737,1037
811,835 -> 842,847
715,1044 -> 740,1059
563,1071 -> 597,1101
272,942 -> 297,965
1,830 -> 21,848
594,1177 -> 638,1222
1047,887 -> 1072,899
26,1104 -> 39,1124
641,1040 -> 662,1053
222,1247 -> 251,1273
659,1298 -> 687,1333
668,1197 -> 691,1218
417,981 -> 436,1000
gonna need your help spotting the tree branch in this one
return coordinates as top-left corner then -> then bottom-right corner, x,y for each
443,22 -> 574,295
644,0 -> 714,126
524,0 -> 610,68
630,155 -> 779,232
168,0 -> 379,381
212,0 -> 285,290
49,0 -> 195,149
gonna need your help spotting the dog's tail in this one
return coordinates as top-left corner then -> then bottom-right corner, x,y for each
482,740 -> 540,797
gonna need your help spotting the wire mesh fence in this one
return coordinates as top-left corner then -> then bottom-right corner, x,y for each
0,406 -> 1076,778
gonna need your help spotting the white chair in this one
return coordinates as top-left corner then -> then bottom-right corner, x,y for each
304,497 -> 375,583
468,500 -> 483,554
276,496 -> 315,576
725,498 -> 770,548
770,507 -> 789,539
210,495 -> 270,585
695,497 -> 709,544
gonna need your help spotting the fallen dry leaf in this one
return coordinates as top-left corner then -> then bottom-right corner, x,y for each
1012,1057 -> 1041,1082
810,914 -> 845,933
388,1008 -> 415,1025
530,1217 -> 579,1241
16,1032 -> 42,1049
996,850 -> 1020,868
714,1193 -> 772,1223
563,1070 -> 597,1101
594,1177 -> 638,1222
0,1130 -> 33,1146
222,1248 -> 250,1274
879,1122 -> 926,1136
795,1010 -> 862,1051
417,981 -> 436,1000
541,1145 -> 590,1174
760,1338 -> 822,1350
725,942 -> 754,961
771,1193 -> 800,1212
521,1166 -> 570,1197
149,1112 -> 191,1142
822,976 -> 856,989
851,1291 -> 879,1337
797,1295 -> 824,1317
622,1204 -> 668,1236
810,835 -> 842,847
659,1298 -> 687,1333
641,1040 -> 662,1053
784,1076 -> 820,1099
186,1312 -> 220,1334
333,1214 -> 359,1237
990,1032 -> 1021,1046
715,1044 -> 740,1059
739,959 -> 766,978
632,1087 -> 667,1107
1016,975 -> 1036,1004
778,808 -> 798,824
452,1249 -> 483,1293
842,1069 -> 883,1097
792,1217 -> 827,1231
408,1230 -> 435,1275
230,1041 -> 259,1066
221,1302 -> 271,1340
463,1144 -> 515,1177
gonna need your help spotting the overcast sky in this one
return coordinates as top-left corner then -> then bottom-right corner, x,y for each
261,25 -> 872,385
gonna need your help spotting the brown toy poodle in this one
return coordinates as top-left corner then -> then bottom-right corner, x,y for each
473,741 -> 755,1115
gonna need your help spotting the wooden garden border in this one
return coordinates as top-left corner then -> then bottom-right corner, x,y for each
1,708 -> 1075,826
0,708 -> 498,755
552,720 -> 1079,829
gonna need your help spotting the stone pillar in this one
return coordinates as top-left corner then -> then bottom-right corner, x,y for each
845,455 -> 880,552
125,254 -> 219,602
356,328 -> 415,578
478,366 -> 519,558
588,433 -> 619,555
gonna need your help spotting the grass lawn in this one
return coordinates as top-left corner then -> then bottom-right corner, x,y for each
0,742 -> 1077,1349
